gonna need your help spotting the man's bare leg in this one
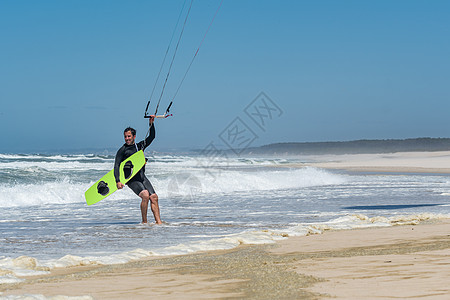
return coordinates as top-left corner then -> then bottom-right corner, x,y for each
139,190 -> 162,224
150,193 -> 162,224
139,190 -> 150,223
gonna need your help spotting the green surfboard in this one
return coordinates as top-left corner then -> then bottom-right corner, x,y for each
85,150 -> 146,205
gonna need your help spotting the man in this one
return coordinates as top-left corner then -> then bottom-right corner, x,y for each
114,116 -> 162,224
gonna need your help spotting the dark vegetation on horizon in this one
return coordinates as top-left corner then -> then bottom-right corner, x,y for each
243,138 -> 450,155
20,138 -> 450,155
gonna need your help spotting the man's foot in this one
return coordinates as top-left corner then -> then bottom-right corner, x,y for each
140,221 -> 164,225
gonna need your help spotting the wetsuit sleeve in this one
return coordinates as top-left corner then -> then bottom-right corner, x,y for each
138,124 -> 155,151
114,147 -> 124,183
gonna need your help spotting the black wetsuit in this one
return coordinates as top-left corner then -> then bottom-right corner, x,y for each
114,125 -> 155,195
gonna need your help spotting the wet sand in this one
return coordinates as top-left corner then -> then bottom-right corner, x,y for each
1,220 -> 450,299
272,220 -> 450,299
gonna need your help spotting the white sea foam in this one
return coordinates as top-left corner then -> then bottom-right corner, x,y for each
0,153 -> 109,161
148,154 -> 298,169
155,167 -> 346,199
0,274 -> 24,284
0,160 -> 111,172
0,179 -> 88,207
1,213 -> 448,285
0,294 -> 94,300
0,166 -> 344,208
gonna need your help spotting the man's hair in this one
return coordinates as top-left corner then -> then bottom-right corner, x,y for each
124,127 -> 136,136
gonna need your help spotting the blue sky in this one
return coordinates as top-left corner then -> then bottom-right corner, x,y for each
1,0 -> 449,153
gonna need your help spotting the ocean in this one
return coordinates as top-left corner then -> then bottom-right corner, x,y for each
1,152 -> 450,285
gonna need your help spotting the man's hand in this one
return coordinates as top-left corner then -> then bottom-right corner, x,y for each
149,115 -> 155,126
117,182 -> 124,189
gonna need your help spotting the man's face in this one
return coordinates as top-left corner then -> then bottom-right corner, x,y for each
124,131 -> 136,146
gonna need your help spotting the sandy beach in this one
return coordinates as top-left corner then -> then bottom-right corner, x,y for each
1,219 -> 449,299
301,151 -> 450,173
2,151 -> 450,299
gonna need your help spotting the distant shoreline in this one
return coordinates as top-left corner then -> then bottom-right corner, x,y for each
3,137 -> 450,156
242,137 -> 450,156
289,150 -> 450,174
